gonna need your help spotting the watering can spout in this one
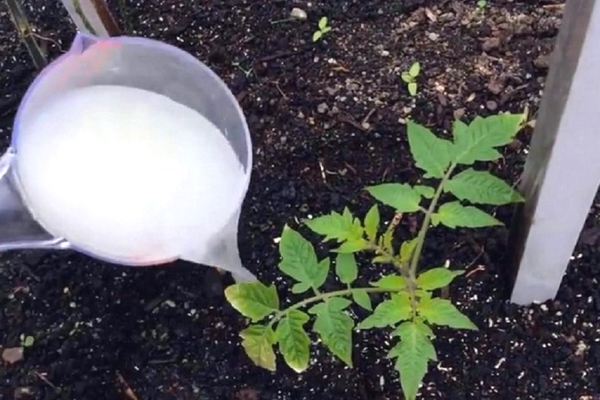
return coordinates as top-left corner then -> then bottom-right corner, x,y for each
0,150 -> 66,252
69,31 -> 102,54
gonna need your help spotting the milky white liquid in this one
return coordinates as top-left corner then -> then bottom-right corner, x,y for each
15,85 -> 245,264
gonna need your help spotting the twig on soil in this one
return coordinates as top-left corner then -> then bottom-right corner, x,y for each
273,81 -> 288,99
337,113 -> 369,132
32,371 -> 58,391
116,371 -> 140,400
318,159 -> 327,183
465,265 -> 485,279
256,48 -> 307,64
361,108 -> 377,128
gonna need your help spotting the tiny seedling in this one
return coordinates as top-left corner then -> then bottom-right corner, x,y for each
477,0 -> 487,8
312,17 -> 332,42
401,62 -> 421,97
20,334 -> 34,348
225,111 -> 528,400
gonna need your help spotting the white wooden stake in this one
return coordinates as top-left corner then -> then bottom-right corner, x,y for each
509,0 -> 600,305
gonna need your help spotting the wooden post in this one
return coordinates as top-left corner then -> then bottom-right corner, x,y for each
509,0 -> 600,305
60,0 -> 121,37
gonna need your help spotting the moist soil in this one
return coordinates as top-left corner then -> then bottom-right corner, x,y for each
2,1 -> 598,399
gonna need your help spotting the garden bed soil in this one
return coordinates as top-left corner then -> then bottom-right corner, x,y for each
2,0 -> 598,399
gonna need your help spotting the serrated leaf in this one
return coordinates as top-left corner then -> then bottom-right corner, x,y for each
389,321 -> 436,400
333,239 -> 370,253
418,298 -> 478,330
392,319 -> 434,339
279,226 -> 329,289
304,212 -> 355,242
445,168 -> 524,205
224,281 -> 280,322
400,239 -> 418,265
416,267 -> 464,291
366,183 -> 422,212
453,114 -> 526,165
379,225 -> 394,253
318,16 -> 328,30
414,185 -> 435,199
401,72 -> 413,83
312,30 -> 322,42
276,310 -> 311,372
240,325 -> 277,371
407,120 -> 454,179
408,82 -> 417,96
363,205 -> 380,241
309,298 -> 354,366
335,253 -> 358,284
370,275 -> 407,290
357,293 -> 412,329
409,62 -> 421,77
433,201 -> 502,228
291,282 -> 312,294
352,290 -> 372,310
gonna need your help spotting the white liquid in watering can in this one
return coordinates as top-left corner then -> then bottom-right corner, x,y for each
15,84 -> 245,265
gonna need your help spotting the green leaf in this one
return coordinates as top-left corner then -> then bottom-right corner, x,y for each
408,82 -> 417,96
309,298 -> 354,366
321,26 -> 332,33
312,30 -> 322,42
407,120 -> 454,179
445,168 -> 524,205
240,325 -> 277,372
335,253 -> 358,284
276,310 -> 311,372
291,282 -> 312,294
453,114 -> 526,165
357,293 -> 411,329
399,238 -> 418,265
372,255 -> 393,264
392,319 -> 434,339
416,267 -> 464,291
279,226 -> 329,289
224,281 -> 279,322
418,298 -> 478,330
379,225 -> 394,253
409,62 -> 421,77
401,72 -> 413,83
414,185 -> 435,199
333,239 -> 370,253
370,275 -> 407,290
388,321 -> 436,400
366,183 -> 422,212
318,16 -> 328,30
432,201 -> 502,228
304,211 -> 360,242
363,205 -> 380,241
352,290 -> 372,310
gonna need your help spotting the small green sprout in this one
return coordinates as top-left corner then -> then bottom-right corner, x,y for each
312,17 -> 332,42
477,0 -> 487,8
20,334 -> 34,348
401,62 -> 421,97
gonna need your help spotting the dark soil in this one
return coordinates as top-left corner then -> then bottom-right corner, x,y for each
2,1 -> 598,399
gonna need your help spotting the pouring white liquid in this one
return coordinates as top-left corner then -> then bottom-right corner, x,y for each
14,84 -> 245,265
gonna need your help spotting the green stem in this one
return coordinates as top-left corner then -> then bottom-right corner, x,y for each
268,286 -> 402,328
408,163 -> 457,280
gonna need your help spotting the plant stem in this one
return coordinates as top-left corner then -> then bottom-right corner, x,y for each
268,286 -> 402,328
408,163 -> 457,280
402,163 -> 457,316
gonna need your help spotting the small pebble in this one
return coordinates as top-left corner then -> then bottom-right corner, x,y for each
290,7 -> 307,20
486,100 -> 498,110
482,37 -> 501,52
428,32 -> 440,41
317,103 -> 328,113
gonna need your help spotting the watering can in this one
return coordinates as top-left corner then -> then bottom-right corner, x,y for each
0,32 -> 256,282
